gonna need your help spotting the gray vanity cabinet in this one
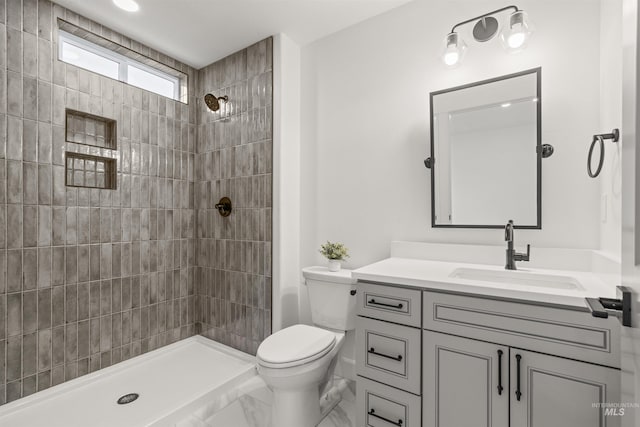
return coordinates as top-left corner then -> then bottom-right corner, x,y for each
423,331 -> 509,427
510,349 -> 621,427
422,290 -> 621,427
356,284 -> 622,427
423,331 -> 621,427
356,282 -> 423,427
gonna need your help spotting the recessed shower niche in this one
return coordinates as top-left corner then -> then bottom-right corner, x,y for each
64,109 -> 118,189
64,152 -> 117,189
65,109 -> 118,149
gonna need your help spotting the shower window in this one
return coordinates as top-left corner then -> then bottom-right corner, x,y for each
58,30 -> 181,101
60,40 -> 119,79
127,64 -> 176,99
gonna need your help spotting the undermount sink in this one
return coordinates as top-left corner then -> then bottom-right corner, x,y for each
449,268 -> 584,290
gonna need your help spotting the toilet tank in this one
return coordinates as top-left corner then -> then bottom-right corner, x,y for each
303,266 -> 357,331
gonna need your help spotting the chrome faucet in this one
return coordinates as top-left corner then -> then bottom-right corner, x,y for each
505,220 -> 530,270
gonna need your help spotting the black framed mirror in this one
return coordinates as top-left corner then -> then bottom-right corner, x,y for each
428,67 -> 542,229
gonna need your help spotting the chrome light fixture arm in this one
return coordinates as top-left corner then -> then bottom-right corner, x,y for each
450,5 -> 520,34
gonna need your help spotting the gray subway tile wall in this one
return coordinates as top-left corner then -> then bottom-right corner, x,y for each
195,38 -> 273,356
0,0 -> 204,404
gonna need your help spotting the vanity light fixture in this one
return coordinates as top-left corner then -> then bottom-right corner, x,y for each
442,5 -> 534,67
113,0 -> 140,12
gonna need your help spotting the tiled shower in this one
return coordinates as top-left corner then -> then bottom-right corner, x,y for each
195,39 -> 273,355
0,0 -> 273,405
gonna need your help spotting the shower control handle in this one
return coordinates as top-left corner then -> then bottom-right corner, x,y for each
214,197 -> 232,217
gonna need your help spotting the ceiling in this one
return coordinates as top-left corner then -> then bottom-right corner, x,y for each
53,0 -> 413,69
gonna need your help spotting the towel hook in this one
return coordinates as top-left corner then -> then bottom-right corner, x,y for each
588,129 -> 619,178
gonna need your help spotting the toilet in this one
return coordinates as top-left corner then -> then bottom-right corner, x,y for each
257,266 -> 357,427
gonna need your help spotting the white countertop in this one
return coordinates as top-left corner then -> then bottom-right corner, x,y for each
352,256 -> 618,308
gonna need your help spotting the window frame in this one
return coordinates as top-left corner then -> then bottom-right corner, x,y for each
58,30 -> 181,101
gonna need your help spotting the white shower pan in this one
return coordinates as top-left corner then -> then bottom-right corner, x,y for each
0,336 -> 256,427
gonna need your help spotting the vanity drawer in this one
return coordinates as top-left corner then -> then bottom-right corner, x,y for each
357,376 -> 421,427
423,291 -> 621,368
356,316 -> 421,394
357,282 -> 422,327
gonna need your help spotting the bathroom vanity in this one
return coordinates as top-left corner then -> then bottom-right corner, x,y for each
353,243 -> 622,427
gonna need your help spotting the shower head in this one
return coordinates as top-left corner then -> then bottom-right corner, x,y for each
204,93 -> 229,112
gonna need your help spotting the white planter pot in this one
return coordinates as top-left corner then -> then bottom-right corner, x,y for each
327,260 -> 341,272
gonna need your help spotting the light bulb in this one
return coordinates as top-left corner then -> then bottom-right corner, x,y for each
500,10 -> 533,53
441,32 -> 466,68
507,30 -> 526,49
444,51 -> 460,66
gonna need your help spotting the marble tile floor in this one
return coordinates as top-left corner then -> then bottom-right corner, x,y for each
176,376 -> 355,427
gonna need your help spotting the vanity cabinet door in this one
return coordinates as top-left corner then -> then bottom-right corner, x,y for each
510,349 -> 621,427
422,331 -> 508,427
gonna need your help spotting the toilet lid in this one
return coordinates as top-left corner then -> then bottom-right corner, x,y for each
257,325 -> 336,368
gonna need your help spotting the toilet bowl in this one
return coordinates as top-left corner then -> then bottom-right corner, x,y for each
257,267 -> 356,427
258,325 -> 345,427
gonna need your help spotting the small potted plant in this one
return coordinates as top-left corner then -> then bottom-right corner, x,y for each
319,241 -> 350,272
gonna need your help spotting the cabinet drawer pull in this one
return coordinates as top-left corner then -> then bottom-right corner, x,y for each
497,349 -> 504,395
368,299 -> 403,309
368,409 -> 403,426
515,354 -> 522,401
368,347 -> 403,361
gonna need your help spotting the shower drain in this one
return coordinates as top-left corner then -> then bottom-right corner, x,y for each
117,393 -> 140,405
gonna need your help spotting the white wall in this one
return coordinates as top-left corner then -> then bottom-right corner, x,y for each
599,0 -> 623,261
272,34 -> 302,331
300,0 -> 610,279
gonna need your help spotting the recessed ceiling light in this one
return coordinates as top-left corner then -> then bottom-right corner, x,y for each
113,0 -> 139,12
501,103 -> 512,108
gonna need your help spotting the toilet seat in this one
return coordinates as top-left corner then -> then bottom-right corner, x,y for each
257,325 -> 336,369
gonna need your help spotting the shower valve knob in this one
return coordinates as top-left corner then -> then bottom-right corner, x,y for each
215,197 -> 232,217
